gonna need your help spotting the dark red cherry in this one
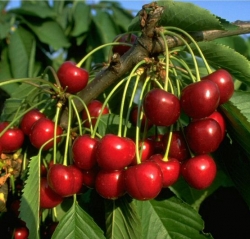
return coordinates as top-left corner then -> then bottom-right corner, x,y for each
208,111 -> 226,142
112,33 -> 137,56
130,106 -> 153,131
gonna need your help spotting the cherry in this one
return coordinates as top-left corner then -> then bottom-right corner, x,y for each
82,100 -> 109,128
147,134 -> 165,154
40,177 -> 63,209
130,106 -> 153,131
185,118 -> 221,155
95,134 -> 135,170
124,161 -> 163,200
143,88 -> 180,126
72,134 -> 99,170
95,169 -> 125,199
112,33 -> 137,56
10,199 -> 21,217
29,118 -> 63,150
180,80 -> 220,119
57,61 -> 89,94
150,154 -> 180,187
47,164 -> 84,197
202,69 -> 234,104
20,109 -> 46,135
81,167 -> 99,188
13,226 -> 29,239
0,122 -> 24,153
181,154 -> 217,190
162,131 -> 190,162
207,111 -> 226,142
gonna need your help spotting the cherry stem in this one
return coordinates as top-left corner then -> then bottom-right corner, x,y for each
70,97 -> 83,136
163,125 -> 174,162
53,105 -> 62,165
42,65 -> 62,88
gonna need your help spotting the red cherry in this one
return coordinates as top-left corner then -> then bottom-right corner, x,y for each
202,69 -> 234,104
20,109 -> 46,135
112,33 -> 137,56
150,154 -> 180,187
130,106 -> 153,131
14,226 -> 29,239
181,154 -> 217,190
95,169 -> 125,199
72,135 -> 99,170
47,164 -> 84,197
185,118 -> 222,155
162,131 -> 190,162
82,100 -> 109,128
57,61 -> 89,93
82,167 -> 99,188
96,134 -> 135,170
143,89 -> 180,126
147,134 -> 165,154
29,118 -> 63,150
0,122 -> 24,153
10,199 -> 21,217
124,161 -> 163,200
180,80 -> 220,119
40,177 -> 63,209
207,111 -> 226,142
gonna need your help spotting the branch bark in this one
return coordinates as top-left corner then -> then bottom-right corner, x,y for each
59,4 -> 250,129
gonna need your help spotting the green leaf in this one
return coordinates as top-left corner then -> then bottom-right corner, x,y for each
8,26 -> 35,78
0,1 -> 9,11
129,2 -> 224,32
22,18 -> 70,50
136,195 -> 213,239
105,195 -> 142,239
191,41 -> 250,85
112,6 -> 133,31
52,202 -> 106,239
70,2 -> 91,37
19,155 -> 40,239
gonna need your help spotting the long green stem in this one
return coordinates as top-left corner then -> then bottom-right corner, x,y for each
53,106 -> 62,165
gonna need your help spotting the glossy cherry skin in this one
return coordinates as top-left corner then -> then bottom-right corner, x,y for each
130,106 -> 153,131
29,118 -> 63,150
47,164 -> 84,197
181,154 -> 217,190
202,69 -> 234,104
112,33 -> 137,56
0,122 -> 24,153
185,118 -> 222,155
147,134 -> 165,154
72,135 -> 99,170
143,88 -> 180,126
82,100 -> 109,128
124,161 -> 163,200
57,61 -> 89,93
40,177 -> 63,209
81,167 -> 99,188
95,169 -> 125,199
20,109 -> 46,135
14,226 -> 29,239
208,111 -> 226,142
96,134 -> 135,170
162,131 -> 190,162
150,154 -> 180,187
180,80 -> 220,119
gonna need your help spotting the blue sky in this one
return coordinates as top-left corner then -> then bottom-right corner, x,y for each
6,1 -> 250,22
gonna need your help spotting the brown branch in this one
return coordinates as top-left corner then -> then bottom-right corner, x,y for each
59,5 -> 250,129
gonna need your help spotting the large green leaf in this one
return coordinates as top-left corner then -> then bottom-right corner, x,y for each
19,155 -> 40,239
112,6 -> 134,32
105,195 -> 142,239
52,202 -> 106,239
129,1 -> 225,32
8,26 -> 35,78
135,195 -> 213,239
191,41 -> 250,85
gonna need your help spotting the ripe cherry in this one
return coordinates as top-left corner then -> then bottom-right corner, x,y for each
185,118 -> 222,155
124,161 -> 163,200
181,154 -> 217,190
47,164 -> 84,197
0,122 -> 24,153
40,177 -> 63,209
208,111 -> 226,142
81,167 -> 99,188
150,154 -> 180,187
13,226 -> 29,239
130,106 -> 153,131
96,134 -> 135,170
20,109 -> 46,135
29,118 -> 63,150
95,169 -> 125,199
72,134 -> 99,170
143,88 -> 180,126
112,33 -> 137,56
180,80 -> 220,119
57,61 -> 89,94
202,69 -> 234,104
82,100 -> 109,128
